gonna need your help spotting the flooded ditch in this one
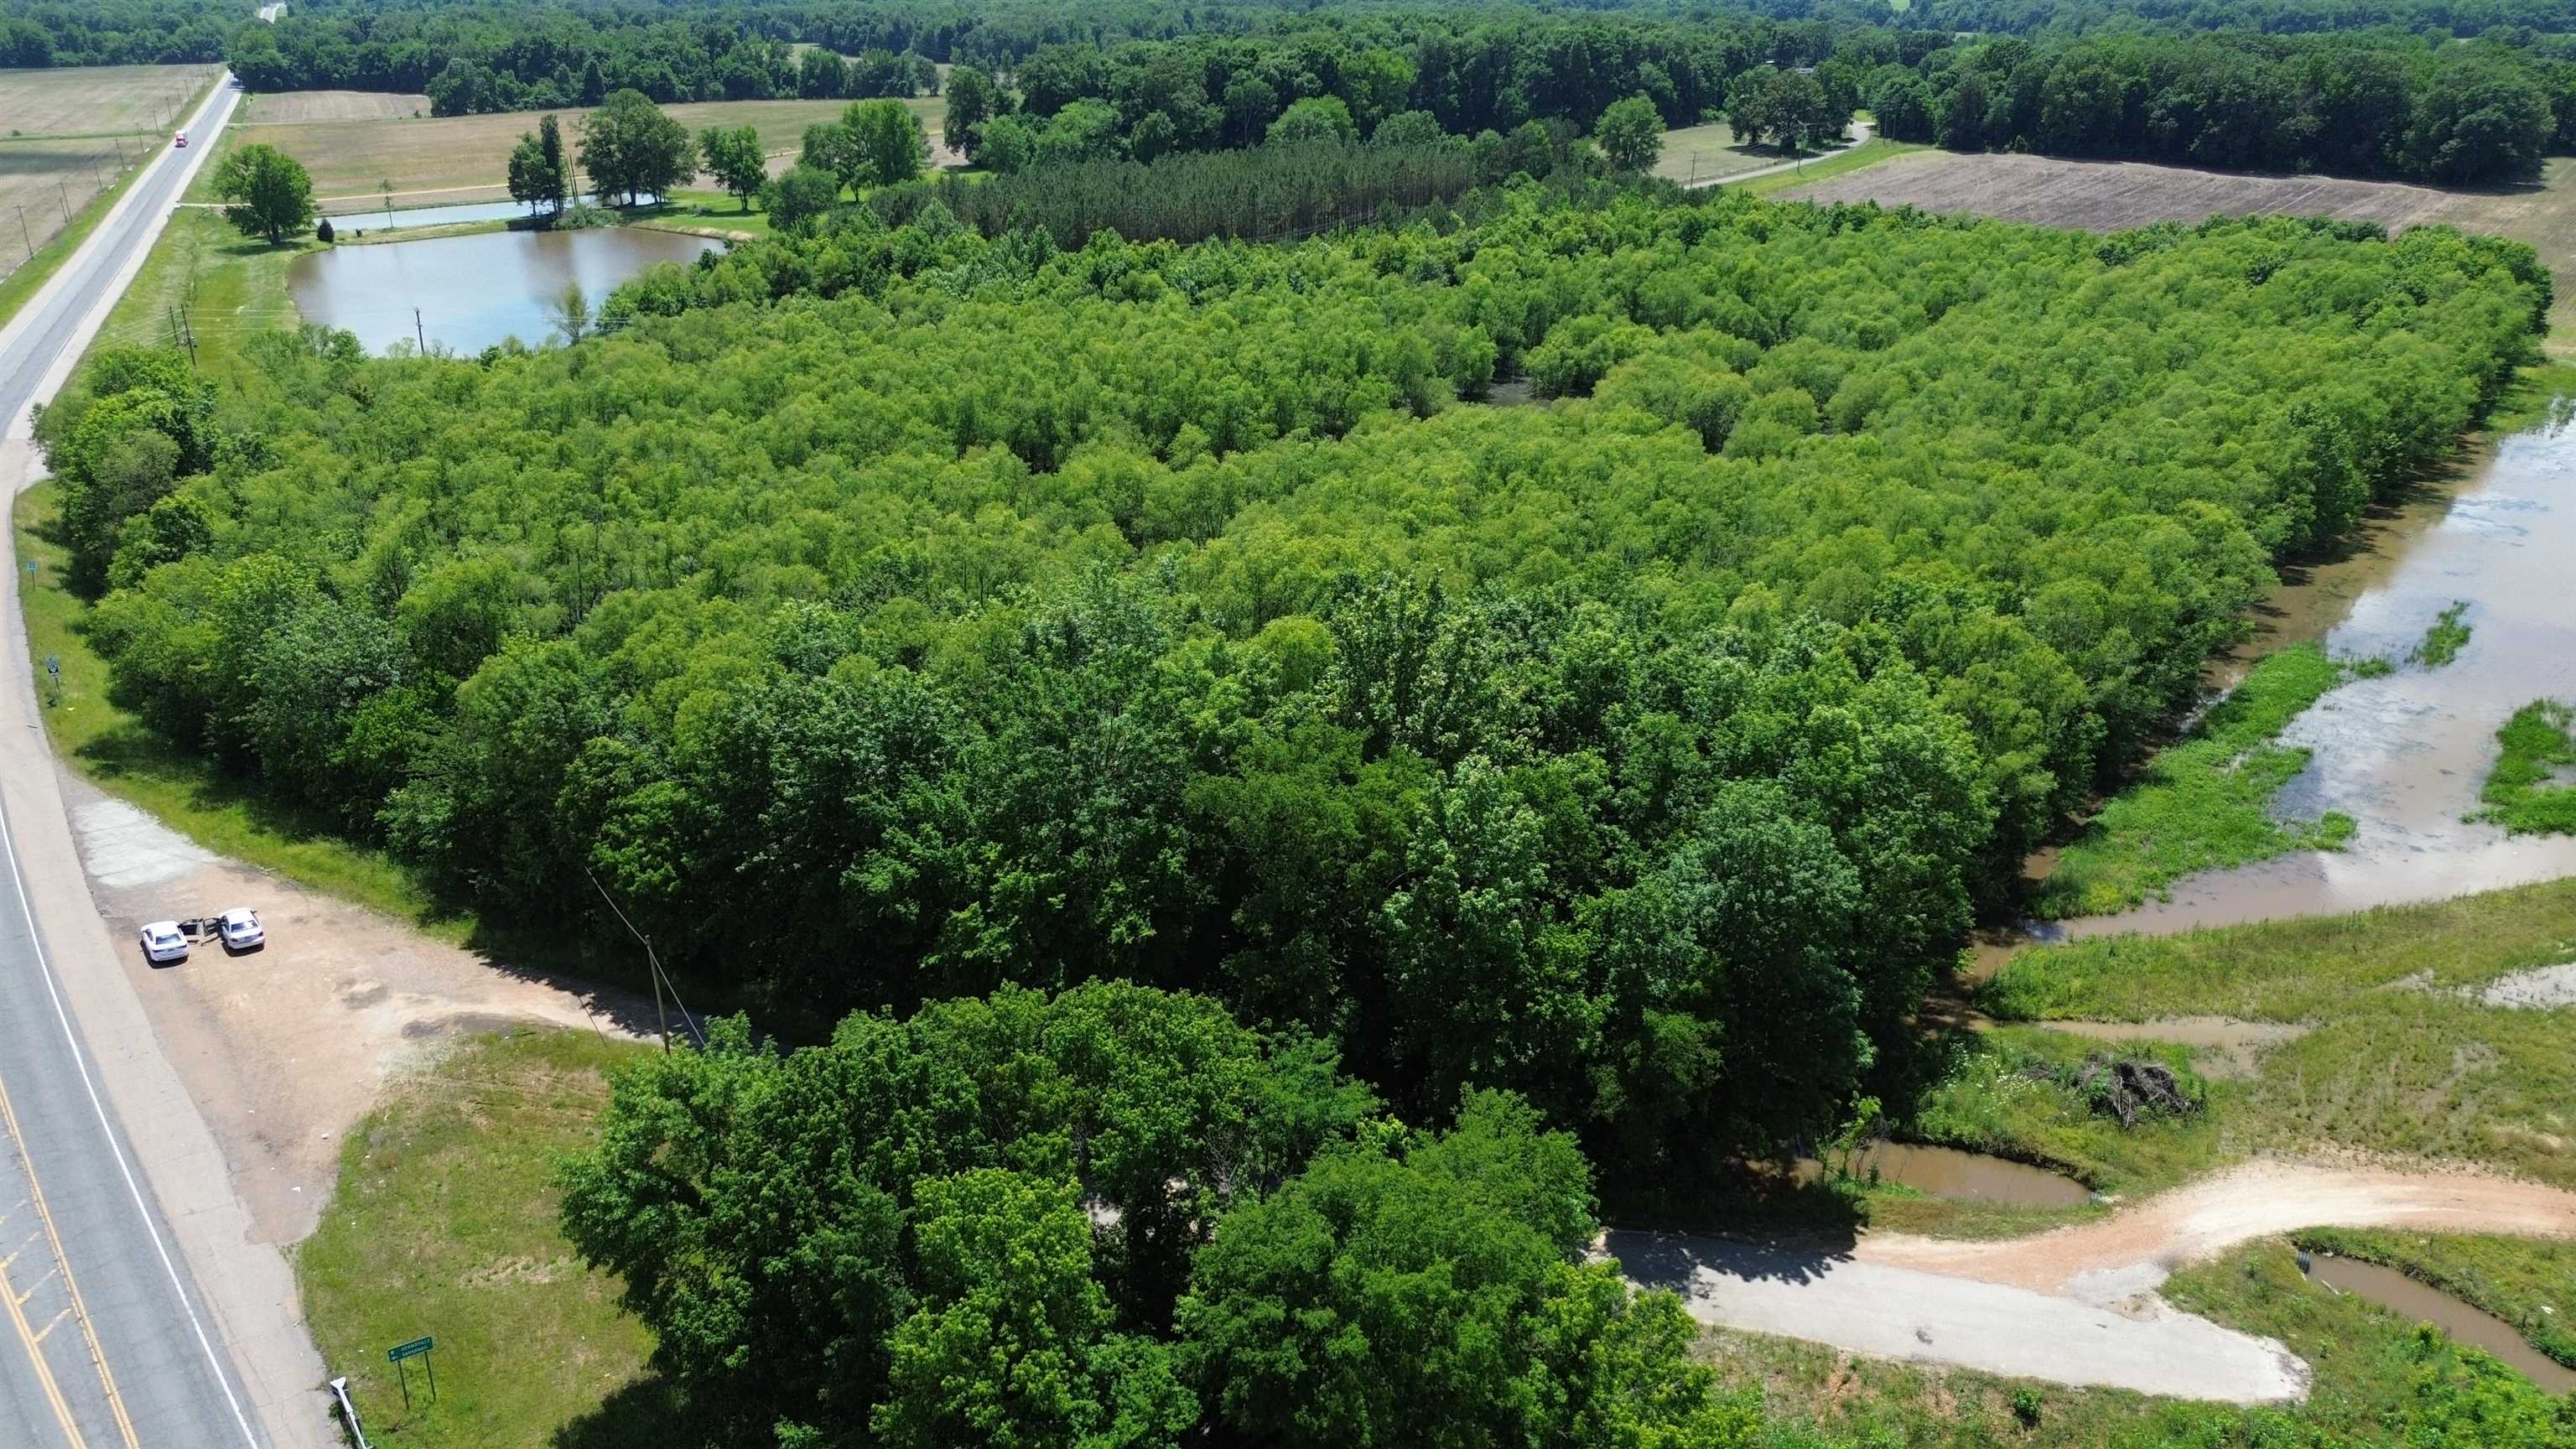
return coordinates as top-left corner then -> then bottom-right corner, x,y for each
1795,1143 -> 2095,1207
2018,416 -> 2576,944
2302,1252 -> 2576,1393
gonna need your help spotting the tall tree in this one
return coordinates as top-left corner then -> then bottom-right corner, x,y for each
209,142 -> 314,244
579,88 -> 691,205
536,112 -> 570,209
506,127 -> 564,215
944,65 -> 998,161
1595,93 -> 1664,173
698,124 -> 766,210
848,97 -> 928,185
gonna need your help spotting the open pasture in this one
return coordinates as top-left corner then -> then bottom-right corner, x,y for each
1784,150 -> 2576,342
208,93 -> 951,207
239,89 -> 429,124
0,63 -> 215,137
1651,119 -> 1774,184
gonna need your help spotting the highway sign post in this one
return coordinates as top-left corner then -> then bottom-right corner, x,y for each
329,1376 -> 372,1449
387,1335 -> 436,1410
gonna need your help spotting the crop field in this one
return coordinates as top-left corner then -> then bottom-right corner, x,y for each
0,63 -> 214,137
1652,120 -> 1774,184
238,89 -> 430,124
198,94 -> 954,207
1784,150 -> 2576,343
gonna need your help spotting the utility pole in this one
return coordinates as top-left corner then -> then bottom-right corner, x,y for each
57,178 -> 70,219
413,308 -> 425,351
13,206 -> 29,262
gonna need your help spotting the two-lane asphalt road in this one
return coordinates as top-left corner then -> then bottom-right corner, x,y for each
0,74 -> 278,1448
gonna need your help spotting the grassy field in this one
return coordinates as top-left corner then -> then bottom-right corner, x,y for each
200,94 -> 951,208
296,1030 -> 661,1447
1985,878 -> 2576,1188
1710,1236 -> 2576,1446
86,204 -> 310,382
2033,645 -> 2355,919
1732,137 -> 1925,198
0,63 -> 214,135
0,142 -> 157,330
1783,150 -> 2576,345
1651,120 -> 1774,184
239,89 -> 429,124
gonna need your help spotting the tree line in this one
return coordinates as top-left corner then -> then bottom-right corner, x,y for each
39,188 -> 2542,1187
1871,29 -> 2573,181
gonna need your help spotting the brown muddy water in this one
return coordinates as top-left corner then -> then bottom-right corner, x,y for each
2302,1253 -> 2576,1393
1794,1143 -> 2095,1207
289,226 -> 719,356
2043,418 -> 2576,941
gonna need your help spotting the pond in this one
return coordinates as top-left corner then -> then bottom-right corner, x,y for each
320,193 -> 653,234
288,226 -> 719,356
1793,1143 -> 2094,1207
2303,1252 -> 2576,1393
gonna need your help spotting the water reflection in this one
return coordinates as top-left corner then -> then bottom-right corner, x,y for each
290,226 -> 719,356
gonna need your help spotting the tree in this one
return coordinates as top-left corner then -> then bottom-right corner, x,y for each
760,163 -> 840,232
209,142 -> 314,245
536,112 -> 571,209
974,113 -> 1040,174
797,46 -> 848,100
314,216 -> 334,243
944,65 -> 998,161
848,97 -> 928,185
506,128 -> 563,215
579,88 -> 691,206
1369,110 -> 1447,149
1595,93 -> 1663,173
1267,96 -> 1358,147
697,124 -> 765,210
546,283 -> 590,345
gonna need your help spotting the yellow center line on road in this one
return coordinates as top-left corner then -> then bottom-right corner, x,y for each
0,1221 -> 86,1448
0,1067 -> 139,1449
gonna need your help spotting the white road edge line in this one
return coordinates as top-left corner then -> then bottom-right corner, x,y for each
0,800 -> 263,1449
0,67 -> 267,1449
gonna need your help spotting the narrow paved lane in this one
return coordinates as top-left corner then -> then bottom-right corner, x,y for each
0,74 -> 276,1448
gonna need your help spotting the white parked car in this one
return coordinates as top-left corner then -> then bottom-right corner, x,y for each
217,906 -> 264,952
140,920 -> 190,963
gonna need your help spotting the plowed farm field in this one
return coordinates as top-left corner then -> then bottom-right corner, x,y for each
1784,150 -> 2576,343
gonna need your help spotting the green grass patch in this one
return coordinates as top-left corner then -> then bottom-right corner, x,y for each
85,204 -> 314,387
1732,137 -> 1929,197
1705,1238 -> 2576,1446
2474,699 -> 2576,835
2411,600 -> 2473,667
2033,644 -> 2355,918
297,1030 -> 662,1447
2480,358 -> 2576,435
626,188 -> 774,238
2295,1228 -> 2576,1369
1900,1026 -> 2221,1196
1986,879 -> 2576,1188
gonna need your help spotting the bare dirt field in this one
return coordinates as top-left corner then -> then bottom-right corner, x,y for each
1654,120 -> 1774,185
0,63 -> 215,137
205,93 -> 952,206
1783,150 -> 2576,341
65,777 -> 655,1244
238,89 -> 428,125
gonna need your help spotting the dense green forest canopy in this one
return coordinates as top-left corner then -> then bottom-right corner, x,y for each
40,184 -> 2542,1178
0,0 -> 229,65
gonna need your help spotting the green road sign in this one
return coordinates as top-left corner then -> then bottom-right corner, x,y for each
387,1337 -> 434,1363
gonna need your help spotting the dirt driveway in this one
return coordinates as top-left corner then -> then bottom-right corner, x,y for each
66,776 -> 654,1243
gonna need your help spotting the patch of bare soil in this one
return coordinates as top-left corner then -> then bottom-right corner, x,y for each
2475,961 -> 2576,1009
65,776 -> 652,1243
1862,1160 -> 2576,1299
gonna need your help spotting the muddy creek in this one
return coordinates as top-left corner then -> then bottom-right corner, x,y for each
1795,1144 -> 2094,1207
2046,416 -> 2576,939
2303,1254 -> 2576,1393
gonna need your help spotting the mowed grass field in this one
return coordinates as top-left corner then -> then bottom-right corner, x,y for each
202,93 -> 953,208
0,63 -> 213,136
1651,120 -> 1775,184
1784,149 -> 2576,345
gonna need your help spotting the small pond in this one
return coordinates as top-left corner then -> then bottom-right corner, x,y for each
288,226 -> 719,356
322,193 -> 654,233
1794,1143 -> 2094,1207
2303,1253 -> 2576,1393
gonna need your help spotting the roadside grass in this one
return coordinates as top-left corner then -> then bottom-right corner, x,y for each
2296,1229 -> 2576,1369
1899,1026 -> 2222,1197
2410,600 -> 2473,667
296,1030 -> 658,1447
1703,1238 -> 2576,1446
2475,699 -> 2576,835
1985,879 -> 2576,1189
1737,137 -> 1927,198
14,480 -> 447,929
85,205 -> 314,385
2032,644 -> 2354,919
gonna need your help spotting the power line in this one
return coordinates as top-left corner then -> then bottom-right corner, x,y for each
583,867 -> 707,1052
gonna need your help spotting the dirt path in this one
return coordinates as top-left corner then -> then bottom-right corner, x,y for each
1685,120 -> 1873,191
63,776 -> 656,1244
1612,1160 -> 2576,1402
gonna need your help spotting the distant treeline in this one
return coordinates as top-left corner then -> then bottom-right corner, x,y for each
0,0 -> 226,66
1872,30 -> 2570,182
